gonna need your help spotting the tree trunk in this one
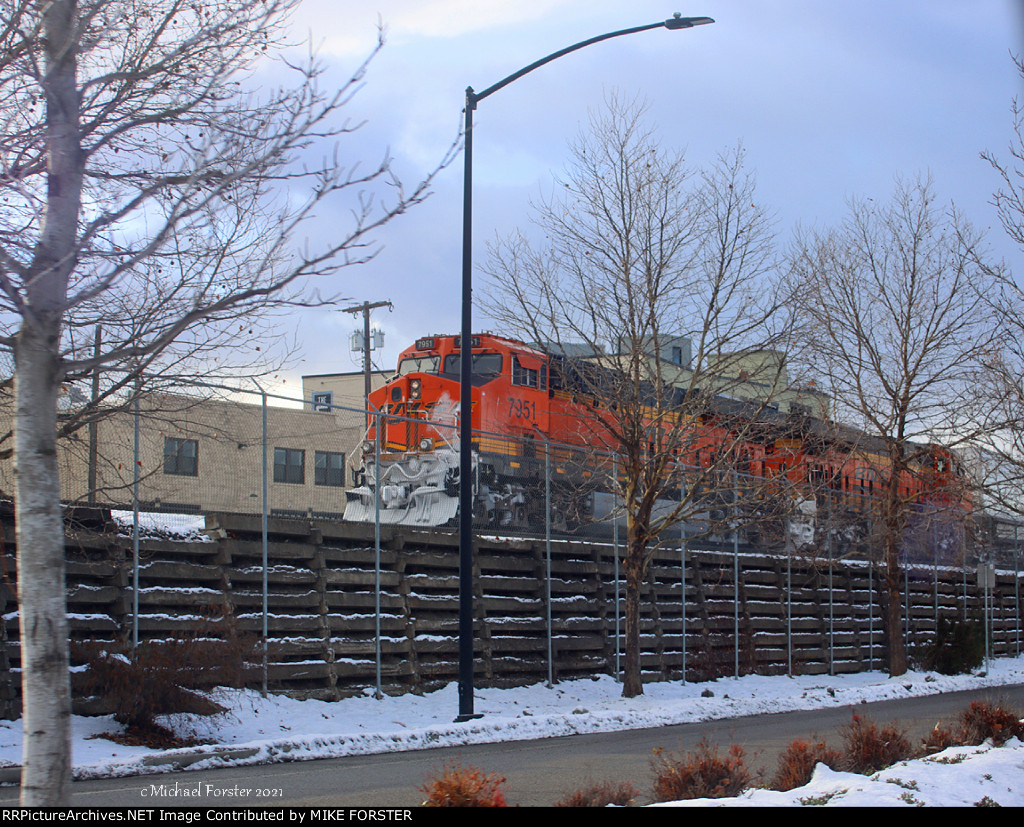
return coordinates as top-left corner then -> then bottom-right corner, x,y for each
14,325 -> 71,806
621,531 -> 645,698
16,0 -> 80,804
882,529 -> 907,676
882,444 -> 908,677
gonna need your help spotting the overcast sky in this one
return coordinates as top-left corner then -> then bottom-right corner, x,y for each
264,0 -> 1024,398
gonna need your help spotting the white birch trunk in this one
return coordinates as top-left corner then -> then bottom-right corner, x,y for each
15,0 -> 80,805
14,328 -> 71,806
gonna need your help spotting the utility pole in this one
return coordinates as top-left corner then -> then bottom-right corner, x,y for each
87,325 -> 101,504
344,300 -> 392,407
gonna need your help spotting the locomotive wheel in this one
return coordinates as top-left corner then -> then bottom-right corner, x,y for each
473,500 -> 491,524
551,508 -> 580,533
513,504 -> 528,527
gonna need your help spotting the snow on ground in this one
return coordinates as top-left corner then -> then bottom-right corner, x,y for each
656,743 -> 1024,807
0,656 -> 1022,806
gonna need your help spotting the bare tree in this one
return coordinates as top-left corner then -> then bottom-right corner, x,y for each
0,0 -> 451,804
972,54 -> 1024,517
984,55 -> 1024,257
785,176 -> 1000,677
481,94 -> 791,698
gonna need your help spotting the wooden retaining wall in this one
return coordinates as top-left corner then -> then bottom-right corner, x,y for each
0,511 -> 1021,714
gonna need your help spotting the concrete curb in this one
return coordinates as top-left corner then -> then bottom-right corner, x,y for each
0,746 -> 263,786
140,746 -> 261,769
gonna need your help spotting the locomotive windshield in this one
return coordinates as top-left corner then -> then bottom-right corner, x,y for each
442,352 -> 503,379
396,355 -> 441,376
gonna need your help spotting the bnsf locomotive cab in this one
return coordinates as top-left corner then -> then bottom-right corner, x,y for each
344,334 -> 554,526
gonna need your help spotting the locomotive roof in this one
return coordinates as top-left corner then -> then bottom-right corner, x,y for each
403,334 -> 953,462
412,333 -> 541,350
551,352 -> 949,462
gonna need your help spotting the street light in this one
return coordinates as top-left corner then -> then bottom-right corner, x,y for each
456,14 -> 714,721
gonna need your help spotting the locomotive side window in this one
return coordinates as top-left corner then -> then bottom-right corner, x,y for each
512,355 -> 546,390
548,362 -> 565,391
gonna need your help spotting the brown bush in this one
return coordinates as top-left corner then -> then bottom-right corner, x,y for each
769,738 -> 842,791
554,780 -> 638,807
73,605 -> 258,740
650,738 -> 751,802
919,722 -> 963,756
420,763 -> 508,807
956,701 -> 1024,746
838,713 -> 912,774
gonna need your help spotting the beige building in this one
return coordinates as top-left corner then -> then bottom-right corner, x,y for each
667,348 -> 830,419
301,370 -> 393,414
596,336 -> 830,420
0,391 -> 366,519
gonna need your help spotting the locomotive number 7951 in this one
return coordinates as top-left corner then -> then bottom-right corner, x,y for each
508,398 -> 536,422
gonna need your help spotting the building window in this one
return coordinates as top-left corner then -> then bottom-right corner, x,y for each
314,451 -> 345,487
164,437 -> 198,477
274,447 -> 305,484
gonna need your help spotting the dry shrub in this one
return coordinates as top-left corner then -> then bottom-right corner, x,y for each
920,722 -> 963,755
839,713 -> 912,774
650,738 -> 751,802
73,606 -> 258,740
769,738 -> 842,791
554,780 -> 638,807
420,763 -> 508,807
956,701 -> 1024,746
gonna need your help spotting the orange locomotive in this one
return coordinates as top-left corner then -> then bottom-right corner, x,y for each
344,333 -> 605,528
343,333 -> 965,534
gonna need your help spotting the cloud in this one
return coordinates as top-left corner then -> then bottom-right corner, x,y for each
290,0 -> 579,57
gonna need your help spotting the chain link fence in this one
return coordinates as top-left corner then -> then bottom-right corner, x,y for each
0,379 -> 1020,689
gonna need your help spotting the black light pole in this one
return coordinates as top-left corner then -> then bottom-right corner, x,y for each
456,13 -> 714,721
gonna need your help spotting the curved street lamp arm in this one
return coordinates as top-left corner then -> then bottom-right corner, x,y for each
468,16 -> 714,109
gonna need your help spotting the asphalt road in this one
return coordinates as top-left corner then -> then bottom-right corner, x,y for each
2,683 -> 1023,808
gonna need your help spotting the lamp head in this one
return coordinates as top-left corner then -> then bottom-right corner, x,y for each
664,14 -> 714,29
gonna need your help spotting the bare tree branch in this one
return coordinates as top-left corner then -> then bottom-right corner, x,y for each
0,0 -> 456,804
785,175 -> 1001,676
481,93 -> 790,697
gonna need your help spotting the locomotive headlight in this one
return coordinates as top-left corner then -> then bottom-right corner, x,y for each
410,378 -> 421,399
363,441 -> 373,454
419,438 -> 433,451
